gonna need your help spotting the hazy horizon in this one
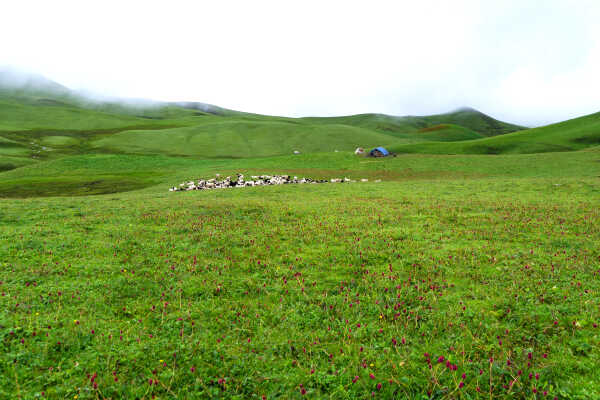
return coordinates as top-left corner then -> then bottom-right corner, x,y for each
2,0 -> 599,126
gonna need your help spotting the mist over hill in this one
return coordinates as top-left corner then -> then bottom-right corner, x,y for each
1,67 -> 599,169
0,68 -> 525,126
0,67 -> 70,95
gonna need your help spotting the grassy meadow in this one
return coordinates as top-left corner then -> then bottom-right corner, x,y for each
389,112 -> 600,155
1,78 -> 600,399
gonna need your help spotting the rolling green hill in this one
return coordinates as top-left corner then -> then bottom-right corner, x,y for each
0,96 -> 165,132
0,69 -> 202,123
407,123 -> 484,142
92,120 -> 399,158
0,71 -> 530,167
389,111 -> 600,155
301,107 -> 525,137
421,107 -> 526,136
4,69 -> 600,169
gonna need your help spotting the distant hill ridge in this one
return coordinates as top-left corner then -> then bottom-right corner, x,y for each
300,108 -> 525,138
388,111 -> 600,155
1,68 -> 598,164
0,69 -> 524,134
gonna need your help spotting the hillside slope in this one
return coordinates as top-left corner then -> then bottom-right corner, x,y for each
422,107 -> 525,136
92,120 -> 399,158
0,69 -> 537,165
389,111 -> 600,154
407,124 -> 484,142
301,108 -> 525,137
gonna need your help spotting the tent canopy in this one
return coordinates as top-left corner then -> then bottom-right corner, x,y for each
370,147 -> 390,156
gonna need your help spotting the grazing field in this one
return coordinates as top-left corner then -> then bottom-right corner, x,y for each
390,112 -> 600,155
301,108 -> 525,138
1,150 -> 600,399
91,121 -> 399,158
2,75 -> 600,398
0,76 -> 527,168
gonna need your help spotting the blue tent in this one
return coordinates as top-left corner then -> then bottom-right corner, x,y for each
369,147 -> 390,157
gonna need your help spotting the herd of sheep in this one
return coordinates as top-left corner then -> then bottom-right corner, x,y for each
169,173 -> 378,192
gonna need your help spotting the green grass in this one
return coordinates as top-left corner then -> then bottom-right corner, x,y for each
0,154 -> 199,197
0,75 -> 528,166
410,124 -> 484,142
0,136 -> 19,145
92,121 -> 401,158
0,97 -> 525,163
390,111 -> 600,155
302,108 -> 525,137
2,150 -> 598,198
420,107 -> 526,137
2,76 -> 600,398
39,136 -> 81,147
1,154 -> 599,398
0,98 -> 157,132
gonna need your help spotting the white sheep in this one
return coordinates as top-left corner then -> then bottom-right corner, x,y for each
170,172 -> 359,192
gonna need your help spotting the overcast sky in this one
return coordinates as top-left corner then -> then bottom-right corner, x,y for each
2,0 -> 599,126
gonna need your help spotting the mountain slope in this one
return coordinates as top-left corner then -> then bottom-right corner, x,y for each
389,111 -> 600,155
301,108 -> 525,138
411,124 -> 485,142
0,68 -> 204,126
0,69 -> 543,165
420,107 -> 526,137
92,120 -> 399,158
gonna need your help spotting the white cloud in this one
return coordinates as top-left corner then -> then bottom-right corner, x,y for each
1,0 -> 599,125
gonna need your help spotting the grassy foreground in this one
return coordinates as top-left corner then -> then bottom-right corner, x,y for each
2,73 -> 600,398
1,152 -> 600,399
